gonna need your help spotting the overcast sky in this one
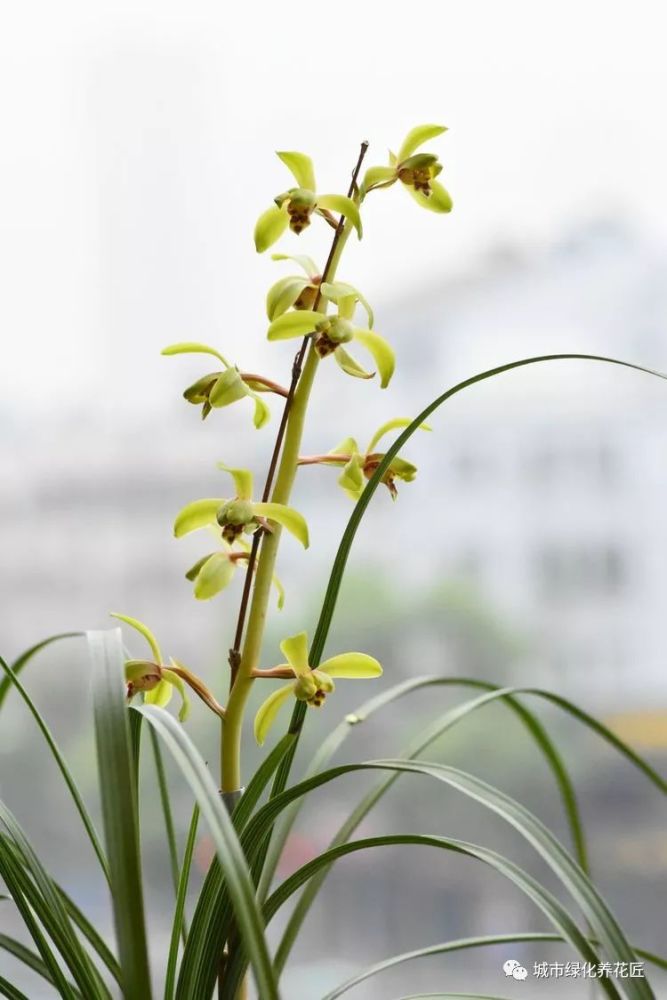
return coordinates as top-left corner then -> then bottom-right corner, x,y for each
2,0 -> 667,417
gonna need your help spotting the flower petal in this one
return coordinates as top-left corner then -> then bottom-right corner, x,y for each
185,552 -> 216,581
161,666 -> 191,722
193,552 -> 236,600
328,436 -> 359,457
209,369 -> 248,408
352,330 -> 396,388
271,252 -> 320,279
251,392 -> 271,429
266,276 -> 311,321
272,571 -> 285,610
254,683 -> 294,745
320,282 -> 374,328
161,342 -> 230,366
252,502 -> 309,547
279,631 -> 310,677
333,346 -> 375,380
276,151 -> 316,191
367,417 -> 431,453
145,678 -> 173,708
174,498 -> 226,538
111,612 -> 162,662
318,652 -> 383,678
397,124 -> 448,162
316,194 -> 363,239
216,463 -> 253,500
338,455 -> 365,501
267,310 -> 321,341
254,203 -> 289,253
405,179 -> 453,214
361,165 -> 397,193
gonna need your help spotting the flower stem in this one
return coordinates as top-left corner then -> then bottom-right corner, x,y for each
221,143 -> 368,793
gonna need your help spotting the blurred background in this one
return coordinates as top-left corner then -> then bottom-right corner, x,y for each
2,1 -> 667,997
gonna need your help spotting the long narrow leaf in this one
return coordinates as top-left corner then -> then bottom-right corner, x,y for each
271,353 -> 667,804
89,629 -> 153,1000
320,932 -> 667,999
164,805 -> 199,1000
149,727 -> 182,927
136,704 -> 279,1000
225,833 -> 618,1000
0,805 -> 109,999
0,633 -> 81,711
0,837 -> 79,999
242,761 -> 653,999
0,933 -> 81,996
175,734 -> 296,998
0,656 -> 109,882
0,977 -> 29,1000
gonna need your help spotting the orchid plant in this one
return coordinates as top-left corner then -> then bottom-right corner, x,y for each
1,123 -> 666,1000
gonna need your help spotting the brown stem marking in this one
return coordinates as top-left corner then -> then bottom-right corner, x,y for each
226,141 -> 370,689
297,453 -> 351,466
239,373 -> 290,398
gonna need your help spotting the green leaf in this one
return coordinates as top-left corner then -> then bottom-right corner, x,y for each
276,151 -> 316,191
243,761 -> 650,999
352,330 -> 395,387
320,281 -> 374,327
173,498 -> 225,537
161,342 -> 229,366
0,807 -> 108,999
0,934 -> 79,994
406,179 -> 453,213
0,838 -> 81,1000
110,612 -> 162,663
319,652 -> 382,679
137,705 -> 279,1000
164,805 -> 199,1000
254,203 -> 289,253
148,726 -> 182,925
322,931 -> 667,1000
271,252 -> 319,278
333,346 -> 375,380
266,275 -> 311,320
267,837 -> 616,1000
267,309 -> 321,341
367,417 -> 431,453
0,656 -> 110,884
316,194 -> 363,238
0,633 -> 81,713
0,976 -> 29,1000
192,552 -> 236,600
252,501 -> 309,547
254,684 -> 294,746
216,462 -> 254,500
397,124 -> 448,161
89,629 -> 153,1000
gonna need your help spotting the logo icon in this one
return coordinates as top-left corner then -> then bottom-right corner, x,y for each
503,959 -> 529,981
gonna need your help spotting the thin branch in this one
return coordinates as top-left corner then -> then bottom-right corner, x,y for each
240,373 -> 290,398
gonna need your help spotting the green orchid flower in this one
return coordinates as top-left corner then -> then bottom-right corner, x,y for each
111,613 -> 191,720
299,417 -> 431,500
184,536 -> 285,606
253,631 -> 382,745
362,124 -> 453,213
254,151 -> 362,253
161,342 -> 272,428
266,287 -> 393,388
173,463 -> 309,548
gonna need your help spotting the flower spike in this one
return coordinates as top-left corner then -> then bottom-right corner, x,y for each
253,631 -> 382,744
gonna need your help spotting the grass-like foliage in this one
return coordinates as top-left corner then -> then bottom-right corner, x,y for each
1,126 -> 666,1000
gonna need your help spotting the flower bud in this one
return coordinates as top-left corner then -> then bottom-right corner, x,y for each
216,498 -> 256,543
315,316 -> 354,358
183,372 -> 220,404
